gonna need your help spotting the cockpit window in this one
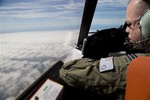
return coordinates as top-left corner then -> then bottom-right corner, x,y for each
0,0 -> 85,99
90,0 -> 128,32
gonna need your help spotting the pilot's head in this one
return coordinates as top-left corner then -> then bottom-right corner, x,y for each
125,0 -> 150,43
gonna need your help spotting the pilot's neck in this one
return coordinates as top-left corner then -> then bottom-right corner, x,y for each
134,39 -> 150,53
145,41 -> 150,52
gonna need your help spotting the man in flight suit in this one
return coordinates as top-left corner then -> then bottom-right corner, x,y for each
59,0 -> 150,99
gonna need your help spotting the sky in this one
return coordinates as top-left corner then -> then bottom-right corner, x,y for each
90,0 -> 128,30
0,0 -> 128,33
0,0 -> 85,33
0,0 -> 129,100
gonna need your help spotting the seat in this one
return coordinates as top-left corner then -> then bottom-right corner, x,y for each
125,56 -> 150,100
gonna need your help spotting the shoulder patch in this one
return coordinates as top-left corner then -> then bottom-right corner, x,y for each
99,57 -> 114,72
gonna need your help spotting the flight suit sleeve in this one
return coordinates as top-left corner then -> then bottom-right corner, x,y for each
59,54 -> 134,96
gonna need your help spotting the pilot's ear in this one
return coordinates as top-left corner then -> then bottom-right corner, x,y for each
137,22 -> 141,28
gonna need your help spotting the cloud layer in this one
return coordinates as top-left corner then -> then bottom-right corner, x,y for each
0,30 -> 82,100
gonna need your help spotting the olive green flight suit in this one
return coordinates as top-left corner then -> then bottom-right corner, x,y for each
59,53 -> 150,99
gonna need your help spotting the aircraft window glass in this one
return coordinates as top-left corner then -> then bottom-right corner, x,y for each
90,0 -> 128,32
0,0 -> 85,99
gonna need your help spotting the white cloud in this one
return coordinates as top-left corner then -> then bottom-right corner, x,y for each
0,0 -> 84,33
98,0 -> 128,7
0,0 -> 85,19
92,18 -> 125,25
0,30 -> 82,100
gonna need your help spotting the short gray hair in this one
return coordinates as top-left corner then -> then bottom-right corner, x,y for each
136,0 -> 150,10
139,0 -> 150,5
127,0 -> 150,18
128,0 -> 150,6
